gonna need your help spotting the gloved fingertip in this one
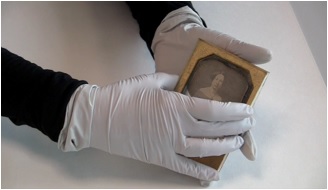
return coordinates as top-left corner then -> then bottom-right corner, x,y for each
244,150 -> 257,161
265,49 -> 273,62
240,131 -> 257,161
253,48 -> 273,64
250,154 -> 257,161
200,180 -> 212,187
248,144 -> 257,161
199,173 -> 220,187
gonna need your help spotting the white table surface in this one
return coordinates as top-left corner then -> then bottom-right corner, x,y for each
1,1 -> 326,188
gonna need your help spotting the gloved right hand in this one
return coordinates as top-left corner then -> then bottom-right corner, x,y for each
151,6 -> 272,161
58,72 -> 255,181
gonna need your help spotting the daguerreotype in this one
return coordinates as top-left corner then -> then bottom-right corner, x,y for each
175,39 -> 269,171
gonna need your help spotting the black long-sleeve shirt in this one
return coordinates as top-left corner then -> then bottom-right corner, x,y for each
1,2 -> 204,142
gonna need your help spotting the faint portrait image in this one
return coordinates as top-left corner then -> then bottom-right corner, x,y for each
185,56 -> 253,103
194,72 -> 225,101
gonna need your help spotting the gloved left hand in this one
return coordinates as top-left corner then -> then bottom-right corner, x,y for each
58,72 -> 255,181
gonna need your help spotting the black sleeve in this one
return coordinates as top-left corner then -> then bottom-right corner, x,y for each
1,47 -> 88,142
126,1 -> 207,56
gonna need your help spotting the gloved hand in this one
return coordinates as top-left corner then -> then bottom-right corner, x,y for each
58,72 -> 255,181
151,6 -> 272,161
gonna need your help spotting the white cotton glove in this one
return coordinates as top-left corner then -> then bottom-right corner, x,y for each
58,72 -> 255,181
151,6 -> 272,161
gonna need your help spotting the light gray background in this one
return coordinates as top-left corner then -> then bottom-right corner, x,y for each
1,1 -> 327,188
291,1 -> 327,85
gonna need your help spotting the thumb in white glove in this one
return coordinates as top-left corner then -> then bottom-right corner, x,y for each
58,72 -> 255,181
151,6 -> 271,161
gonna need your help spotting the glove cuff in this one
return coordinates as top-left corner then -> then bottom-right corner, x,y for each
58,84 -> 99,152
151,6 -> 204,52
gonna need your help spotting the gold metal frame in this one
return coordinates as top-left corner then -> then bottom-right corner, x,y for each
174,39 -> 269,171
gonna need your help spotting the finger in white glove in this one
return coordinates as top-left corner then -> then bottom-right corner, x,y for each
200,180 -> 213,187
240,130 -> 257,161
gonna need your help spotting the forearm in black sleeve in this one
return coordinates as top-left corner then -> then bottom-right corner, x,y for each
1,47 -> 88,142
126,1 -> 206,56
